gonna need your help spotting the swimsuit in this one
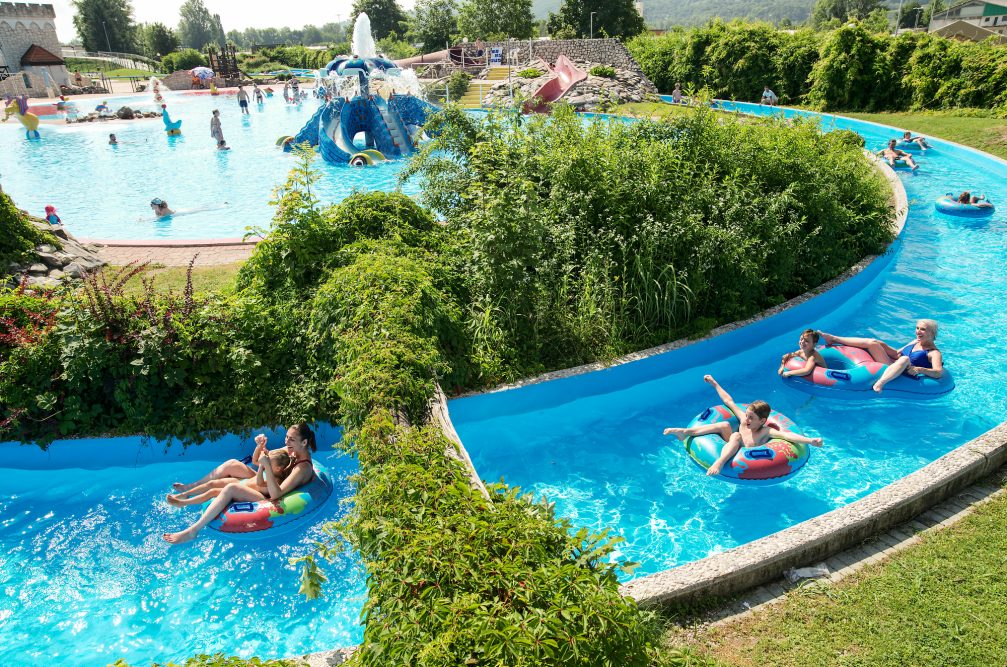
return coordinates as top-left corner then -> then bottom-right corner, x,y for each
289,458 -> 315,483
899,343 -> 934,369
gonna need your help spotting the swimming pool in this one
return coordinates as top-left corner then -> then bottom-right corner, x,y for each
448,102 -> 1007,580
0,91 -> 419,240
0,426 -> 364,666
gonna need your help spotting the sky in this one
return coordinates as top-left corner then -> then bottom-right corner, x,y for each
49,0 -> 418,43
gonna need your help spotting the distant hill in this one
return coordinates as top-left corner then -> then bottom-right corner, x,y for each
532,0 -> 817,26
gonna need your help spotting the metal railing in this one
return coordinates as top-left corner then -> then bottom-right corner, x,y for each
60,47 -> 159,72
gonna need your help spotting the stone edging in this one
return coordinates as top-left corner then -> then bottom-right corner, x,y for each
455,153 -> 907,398
623,423 -> 1007,606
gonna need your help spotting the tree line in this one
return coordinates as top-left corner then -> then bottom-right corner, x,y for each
69,0 -> 647,61
628,19 -> 1007,111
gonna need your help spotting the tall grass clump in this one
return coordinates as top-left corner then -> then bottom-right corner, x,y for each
403,104 -> 894,384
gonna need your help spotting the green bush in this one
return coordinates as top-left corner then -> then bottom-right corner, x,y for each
518,67 -> 545,78
403,104 -> 894,382
161,49 -> 207,73
628,19 -> 1007,111
0,192 -> 56,272
445,70 -> 471,102
589,64 -> 617,78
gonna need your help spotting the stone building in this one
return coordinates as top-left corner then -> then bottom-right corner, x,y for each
0,2 -> 68,97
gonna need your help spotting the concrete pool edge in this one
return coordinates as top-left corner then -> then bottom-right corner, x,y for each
621,421 -> 1007,606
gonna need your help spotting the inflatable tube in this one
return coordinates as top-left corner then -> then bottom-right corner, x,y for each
935,194 -> 994,218
891,158 -> 916,170
206,461 -> 332,537
348,152 -> 374,166
682,404 -> 810,485
361,149 -> 386,162
896,139 -> 926,152
783,345 -> 954,399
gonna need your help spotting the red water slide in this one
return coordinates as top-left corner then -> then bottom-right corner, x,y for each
523,54 -> 587,114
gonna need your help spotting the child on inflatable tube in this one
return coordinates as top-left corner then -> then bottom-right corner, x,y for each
663,375 -> 823,477
779,329 -> 826,379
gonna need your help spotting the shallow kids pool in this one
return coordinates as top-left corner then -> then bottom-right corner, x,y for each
449,103 -> 1007,579
0,91 -> 419,240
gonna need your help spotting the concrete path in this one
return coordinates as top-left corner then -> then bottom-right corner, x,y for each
92,240 -> 257,267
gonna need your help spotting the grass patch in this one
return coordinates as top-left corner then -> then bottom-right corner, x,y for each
65,57 -> 161,78
616,101 -> 696,120
113,261 -> 243,297
844,111 -> 1007,162
664,480 -> 1007,666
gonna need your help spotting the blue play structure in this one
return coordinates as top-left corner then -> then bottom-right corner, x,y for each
284,54 -> 439,166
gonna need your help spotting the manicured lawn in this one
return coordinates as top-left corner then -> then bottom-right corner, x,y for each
663,477 -> 1007,666
617,101 -> 697,119
113,261 -> 243,296
844,111 -> 1007,162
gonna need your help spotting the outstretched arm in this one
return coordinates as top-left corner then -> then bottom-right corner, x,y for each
769,429 -> 823,447
782,356 -> 816,378
704,375 -> 743,420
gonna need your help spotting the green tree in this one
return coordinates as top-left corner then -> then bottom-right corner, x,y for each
922,0 -> 946,27
212,13 -> 227,47
810,0 -> 885,28
410,0 -> 457,52
351,0 -> 407,40
139,22 -> 179,58
547,0 -> 646,40
177,0 -> 215,50
71,0 -> 137,52
458,0 -> 534,39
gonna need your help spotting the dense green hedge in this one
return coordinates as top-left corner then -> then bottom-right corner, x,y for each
628,19 -> 1007,112
161,49 -> 207,73
0,192 -> 56,271
402,104 -> 893,383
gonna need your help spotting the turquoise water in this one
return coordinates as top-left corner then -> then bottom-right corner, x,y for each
0,91 -> 418,240
449,103 -> 1007,578
0,438 -> 364,666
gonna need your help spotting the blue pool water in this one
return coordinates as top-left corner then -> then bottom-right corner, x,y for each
0,428 -> 364,666
0,91 -> 418,240
449,102 -> 1007,579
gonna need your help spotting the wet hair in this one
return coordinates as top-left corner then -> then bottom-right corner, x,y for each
749,400 -> 772,422
888,139 -> 897,147
270,450 -> 292,478
957,191 -> 971,204
801,329 -> 819,345
918,319 -> 939,338
292,422 -> 317,452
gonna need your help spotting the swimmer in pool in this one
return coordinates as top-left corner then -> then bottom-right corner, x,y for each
150,198 -> 174,218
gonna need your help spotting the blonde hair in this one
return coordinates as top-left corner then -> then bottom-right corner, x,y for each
269,450 -> 292,480
918,319 -> 939,339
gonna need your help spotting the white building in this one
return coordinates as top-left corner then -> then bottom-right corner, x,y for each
0,2 -> 69,97
928,0 -> 1007,37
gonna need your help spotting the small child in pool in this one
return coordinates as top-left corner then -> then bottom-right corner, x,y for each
108,133 -> 118,145
166,449 -> 291,507
44,205 -> 61,226
663,375 -> 822,477
778,329 -> 826,378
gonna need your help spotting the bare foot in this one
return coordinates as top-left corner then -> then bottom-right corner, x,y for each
873,382 -> 885,393
171,482 -> 191,492
817,331 -> 835,346
663,427 -> 689,441
166,493 -> 184,507
707,462 -> 723,476
163,528 -> 197,544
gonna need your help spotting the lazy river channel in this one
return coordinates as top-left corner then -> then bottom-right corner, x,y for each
1,101 -> 1004,665
448,102 -> 1007,579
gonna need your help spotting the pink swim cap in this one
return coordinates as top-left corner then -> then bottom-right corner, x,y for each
45,205 -> 56,213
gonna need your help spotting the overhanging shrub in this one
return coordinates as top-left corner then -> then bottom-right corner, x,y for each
0,192 -> 56,272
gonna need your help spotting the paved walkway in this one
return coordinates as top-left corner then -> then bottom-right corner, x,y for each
93,242 -> 256,267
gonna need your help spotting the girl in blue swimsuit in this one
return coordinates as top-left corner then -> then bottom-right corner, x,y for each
817,319 -> 944,394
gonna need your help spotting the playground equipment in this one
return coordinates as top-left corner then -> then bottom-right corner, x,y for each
282,13 -> 438,166
161,104 -> 182,135
2,95 -> 41,139
524,55 -> 587,114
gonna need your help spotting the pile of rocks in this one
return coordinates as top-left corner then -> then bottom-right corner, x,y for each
481,62 -> 659,112
5,223 -> 106,289
65,106 -> 162,124
59,84 -> 109,95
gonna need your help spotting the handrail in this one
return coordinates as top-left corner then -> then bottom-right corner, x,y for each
60,47 -> 159,72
